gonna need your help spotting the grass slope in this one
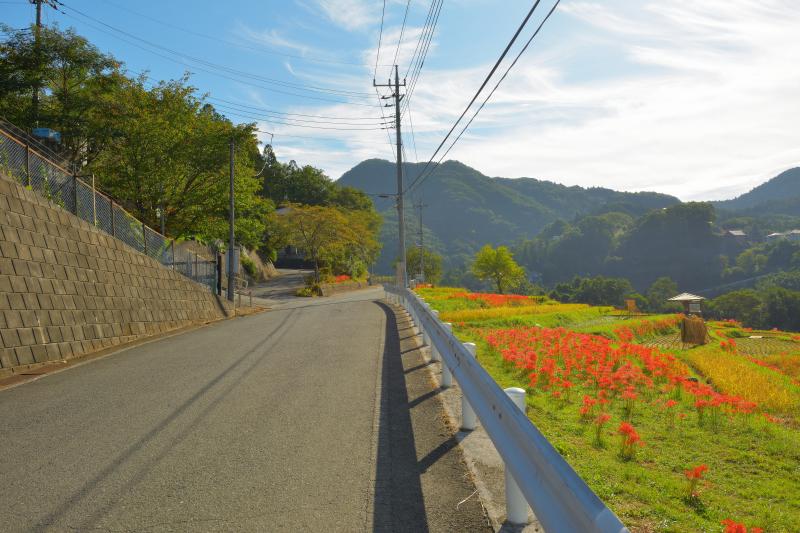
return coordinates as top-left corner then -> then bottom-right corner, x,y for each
417,287 -> 800,532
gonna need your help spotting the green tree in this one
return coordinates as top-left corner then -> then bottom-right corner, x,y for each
274,204 -> 381,282
0,24 -> 129,168
646,277 -> 680,312
406,247 -> 443,284
471,245 -> 526,294
88,79 -> 271,248
708,290 -> 764,327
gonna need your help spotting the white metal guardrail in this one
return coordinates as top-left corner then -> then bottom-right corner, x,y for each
385,286 -> 628,533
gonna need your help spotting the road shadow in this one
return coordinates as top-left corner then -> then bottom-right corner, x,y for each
373,301 -> 429,533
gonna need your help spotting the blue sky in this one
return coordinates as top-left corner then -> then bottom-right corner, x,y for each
3,0 -> 799,200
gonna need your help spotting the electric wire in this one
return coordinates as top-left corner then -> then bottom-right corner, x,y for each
392,0 -> 412,68
208,102 -> 392,127
128,69 -> 390,127
203,96 -> 386,122
210,108 -> 391,131
373,0 -> 387,80
404,0 -> 546,192
100,0 -> 387,68
57,3 -> 378,106
60,3 -> 373,97
401,0 -> 443,116
407,0 -> 561,193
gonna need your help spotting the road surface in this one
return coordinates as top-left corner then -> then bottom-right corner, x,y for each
0,285 -> 489,532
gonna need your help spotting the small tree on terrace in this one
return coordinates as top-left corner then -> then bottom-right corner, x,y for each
471,244 -> 526,294
275,204 -> 351,282
406,247 -> 443,284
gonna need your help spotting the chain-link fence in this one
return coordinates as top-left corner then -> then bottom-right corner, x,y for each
0,123 -> 218,292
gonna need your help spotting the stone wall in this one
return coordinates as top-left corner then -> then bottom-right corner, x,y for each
0,172 -> 232,376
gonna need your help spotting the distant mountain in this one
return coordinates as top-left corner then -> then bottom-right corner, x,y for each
338,159 -> 680,273
714,168 -> 800,212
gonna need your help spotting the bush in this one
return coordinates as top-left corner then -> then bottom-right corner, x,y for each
241,254 -> 258,278
296,284 -> 322,297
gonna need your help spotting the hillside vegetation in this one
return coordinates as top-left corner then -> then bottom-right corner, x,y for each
337,159 -> 679,273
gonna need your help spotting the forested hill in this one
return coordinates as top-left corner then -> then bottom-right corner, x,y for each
714,167 -> 800,212
337,159 -> 679,273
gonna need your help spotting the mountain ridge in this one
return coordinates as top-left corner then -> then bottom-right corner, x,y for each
338,159 -> 680,273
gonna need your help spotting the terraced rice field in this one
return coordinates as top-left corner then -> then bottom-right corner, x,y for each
416,287 -> 800,532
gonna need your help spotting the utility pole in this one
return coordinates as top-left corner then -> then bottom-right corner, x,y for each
29,0 -> 56,126
415,200 -> 428,282
227,138 -> 235,302
374,65 -> 407,287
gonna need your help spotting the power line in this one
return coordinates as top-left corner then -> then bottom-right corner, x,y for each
401,0 -> 444,116
406,106 -> 419,162
403,0 -> 439,80
60,3 -> 373,97
126,70 -> 386,122
405,0 -> 548,193
407,0 -> 561,193
128,70 -> 390,128
208,102 -> 392,127
100,0 -> 387,68
254,130 -> 390,145
373,0 -> 387,80
392,0 -> 412,68
202,96 -> 385,122
219,108 -> 391,131
57,3 -> 378,107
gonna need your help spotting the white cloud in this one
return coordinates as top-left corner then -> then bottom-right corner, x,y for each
238,27 -> 313,55
307,0 -> 382,31
242,0 -> 800,202
409,0 -> 800,200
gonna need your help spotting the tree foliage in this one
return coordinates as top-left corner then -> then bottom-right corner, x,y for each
471,245 -> 526,294
273,204 -> 381,281
406,247 -> 443,284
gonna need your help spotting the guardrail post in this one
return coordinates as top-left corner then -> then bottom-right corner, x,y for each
504,387 -> 531,525
461,342 -> 478,431
430,310 -> 441,362
441,322 -> 453,388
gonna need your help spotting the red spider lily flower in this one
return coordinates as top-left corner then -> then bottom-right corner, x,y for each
721,519 -> 748,533
685,464 -> 709,499
617,422 -> 642,459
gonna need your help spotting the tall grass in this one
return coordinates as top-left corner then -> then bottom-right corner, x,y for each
687,347 -> 800,416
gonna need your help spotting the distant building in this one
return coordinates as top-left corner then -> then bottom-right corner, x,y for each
668,293 -> 705,316
724,229 -> 748,245
766,229 -> 800,241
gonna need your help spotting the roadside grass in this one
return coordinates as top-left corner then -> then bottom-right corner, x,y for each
417,287 -> 800,532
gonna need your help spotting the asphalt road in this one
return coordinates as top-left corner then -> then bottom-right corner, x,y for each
0,286 -> 488,532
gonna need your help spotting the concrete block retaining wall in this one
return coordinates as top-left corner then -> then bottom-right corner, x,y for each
0,172 -> 232,376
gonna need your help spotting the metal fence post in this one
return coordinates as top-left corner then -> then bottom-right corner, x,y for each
72,174 -> 78,215
25,143 -> 31,187
461,343 -> 478,431
216,253 -> 223,296
91,174 -> 97,226
110,199 -> 116,237
170,240 -> 175,269
142,222 -> 147,255
504,387 -> 531,525
441,322 -> 453,388
194,252 -> 199,279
